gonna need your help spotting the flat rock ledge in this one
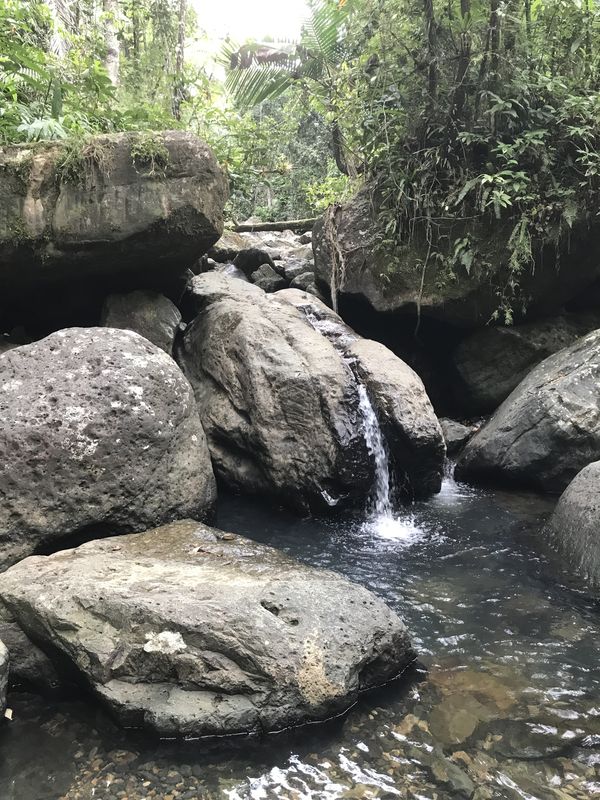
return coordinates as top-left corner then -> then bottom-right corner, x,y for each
0,520 -> 415,737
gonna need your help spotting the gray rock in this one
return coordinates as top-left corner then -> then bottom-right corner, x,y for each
251,263 -> 287,293
0,520 -> 415,736
299,231 -> 313,245
0,328 -> 216,570
440,418 -> 477,455
282,259 -> 312,282
214,263 -> 249,282
0,640 -> 7,715
0,132 -> 227,328
208,230 -> 248,263
101,290 -> 182,354
276,289 -> 445,499
290,270 -> 316,292
0,614 -> 60,691
179,274 -> 372,512
456,330 -> 600,493
233,248 -> 276,277
544,461 -> 600,591
313,186 -> 600,328
453,313 -> 600,414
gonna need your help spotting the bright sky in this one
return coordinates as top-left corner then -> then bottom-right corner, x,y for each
192,0 -> 309,41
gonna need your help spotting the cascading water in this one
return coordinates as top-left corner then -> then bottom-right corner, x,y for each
300,305 -> 422,538
356,383 -> 392,518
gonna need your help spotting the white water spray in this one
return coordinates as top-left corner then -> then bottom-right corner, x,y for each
357,383 -> 392,518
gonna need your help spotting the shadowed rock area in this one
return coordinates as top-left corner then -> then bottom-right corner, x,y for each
0,520 -> 414,737
544,460 -> 600,592
0,328 -> 216,570
456,330 -> 600,493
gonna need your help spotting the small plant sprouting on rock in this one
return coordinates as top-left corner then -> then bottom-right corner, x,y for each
55,139 -> 114,188
130,133 -> 170,177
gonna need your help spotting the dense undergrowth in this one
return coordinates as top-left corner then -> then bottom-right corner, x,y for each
3,0 -> 600,318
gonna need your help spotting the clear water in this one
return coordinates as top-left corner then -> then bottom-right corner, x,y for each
1,475 -> 600,800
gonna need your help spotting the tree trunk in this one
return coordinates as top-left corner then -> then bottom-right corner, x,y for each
172,0 -> 187,119
450,0 -> 472,122
234,218 -> 318,233
489,0 -> 501,85
103,0 -> 120,86
423,0 -> 438,103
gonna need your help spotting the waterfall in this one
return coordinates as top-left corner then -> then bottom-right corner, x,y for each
300,307 -> 394,520
357,383 -> 392,518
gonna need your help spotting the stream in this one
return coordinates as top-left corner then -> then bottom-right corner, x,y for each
1,472 -> 599,800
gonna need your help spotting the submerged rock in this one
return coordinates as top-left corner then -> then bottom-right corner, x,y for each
0,131 -> 227,329
0,328 -> 216,570
456,330 -> 600,493
0,520 -> 415,736
180,275 -> 443,510
544,461 -> 600,591
452,312 -> 600,414
101,290 -> 182,354
0,640 -> 7,715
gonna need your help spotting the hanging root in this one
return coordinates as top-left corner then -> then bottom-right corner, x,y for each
324,203 -> 347,314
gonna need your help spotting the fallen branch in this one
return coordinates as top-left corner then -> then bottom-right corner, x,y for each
232,218 -> 319,233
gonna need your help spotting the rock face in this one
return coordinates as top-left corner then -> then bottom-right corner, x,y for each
313,188 -> 600,328
0,520 -> 415,736
181,275 -> 444,508
456,331 -> 600,493
452,313 -> 600,413
544,461 -> 600,591
0,640 -> 7,715
0,131 -> 227,328
180,274 -> 372,511
0,328 -> 216,570
261,287 -> 444,500
439,419 -> 477,456
101,290 -> 182,354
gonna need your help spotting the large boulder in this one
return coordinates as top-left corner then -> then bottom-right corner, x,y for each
0,328 -> 216,570
0,641 -> 7,716
269,288 -> 444,500
179,274 -> 372,511
0,131 -> 227,328
101,290 -> 182,354
452,312 -> 600,414
544,461 -> 600,591
455,330 -> 600,493
0,520 -> 415,736
180,275 -> 444,509
313,189 -> 600,328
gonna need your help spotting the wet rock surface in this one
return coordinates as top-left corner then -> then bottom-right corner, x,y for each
101,290 -> 182,354
456,330 -> 600,493
452,312 -> 600,414
0,327 -> 216,570
0,519 -> 414,737
277,289 -> 445,500
544,460 -> 600,592
440,418 -> 478,456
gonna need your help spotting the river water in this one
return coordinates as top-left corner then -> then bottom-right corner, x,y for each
1,473 -> 599,800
